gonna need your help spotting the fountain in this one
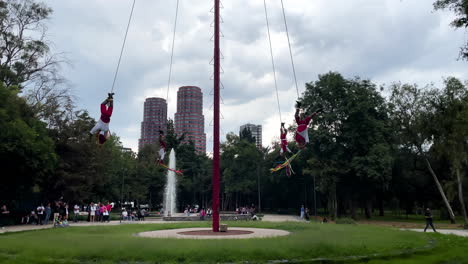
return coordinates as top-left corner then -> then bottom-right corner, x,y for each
163,149 -> 177,217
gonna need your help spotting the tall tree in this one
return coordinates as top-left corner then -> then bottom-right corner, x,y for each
301,72 -> 393,219
0,0 -> 71,125
389,83 -> 456,223
434,0 -> 468,60
430,77 -> 468,226
0,83 -> 56,204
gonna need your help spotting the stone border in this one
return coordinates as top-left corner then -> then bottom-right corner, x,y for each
135,227 -> 290,239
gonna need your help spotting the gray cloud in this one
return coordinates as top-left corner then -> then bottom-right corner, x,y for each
45,0 -> 468,152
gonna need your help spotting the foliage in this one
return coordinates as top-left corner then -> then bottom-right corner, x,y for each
434,0 -> 468,60
0,83 -> 56,204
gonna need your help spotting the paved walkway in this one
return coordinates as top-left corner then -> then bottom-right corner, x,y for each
136,227 -> 290,239
0,214 -> 305,234
403,228 -> 468,237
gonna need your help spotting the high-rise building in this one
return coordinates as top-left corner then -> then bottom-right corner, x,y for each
139,97 -> 167,151
240,123 -> 262,149
174,86 -> 206,153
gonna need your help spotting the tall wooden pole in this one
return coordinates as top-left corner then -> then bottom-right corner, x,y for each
212,0 -> 220,232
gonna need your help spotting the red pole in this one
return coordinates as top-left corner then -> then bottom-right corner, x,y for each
212,0 -> 220,232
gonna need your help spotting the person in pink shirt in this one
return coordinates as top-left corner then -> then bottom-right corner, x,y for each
90,93 -> 114,144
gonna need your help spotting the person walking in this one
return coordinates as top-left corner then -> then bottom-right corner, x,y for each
0,205 -> 10,229
300,205 -> 305,219
73,204 -> 80,222
424,208 -> 437,232
37,204 -> 45,225
44,203 -> 52,225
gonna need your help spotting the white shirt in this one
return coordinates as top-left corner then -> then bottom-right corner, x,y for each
37,206 -> 44,215
74,205 -> 80,213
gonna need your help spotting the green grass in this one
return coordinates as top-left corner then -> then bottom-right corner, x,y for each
0,221 -> 444,263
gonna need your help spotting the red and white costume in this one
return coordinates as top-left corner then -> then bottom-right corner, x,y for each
280,128 -> 291,155
158,135 -> 167,161
90,103 -> 113,137
295,110 -> 317,145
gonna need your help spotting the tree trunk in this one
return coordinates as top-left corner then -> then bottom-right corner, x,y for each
350,199 -> 357,220
365,200 -> 372,219
422,155 -> 456,223
379,196 -> 384,217
456,167 -> 468,227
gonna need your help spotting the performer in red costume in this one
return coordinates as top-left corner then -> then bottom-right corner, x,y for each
294,101 -> 322,149
90,93 -> 114,144
280,122 -> 291,156
157,130 -> 167,163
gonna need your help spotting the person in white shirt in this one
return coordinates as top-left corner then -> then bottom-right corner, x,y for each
90,203 -> 97,222
121,209 -> 128,221
73,204 -> 80,222
36,204 -> 45,225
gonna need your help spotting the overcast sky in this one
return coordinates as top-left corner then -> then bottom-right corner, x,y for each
45,0 -> 468,154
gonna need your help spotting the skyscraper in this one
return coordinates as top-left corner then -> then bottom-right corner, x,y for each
239,123 -> 262,149
174,86 -> 206,153
139,97 -> 167,151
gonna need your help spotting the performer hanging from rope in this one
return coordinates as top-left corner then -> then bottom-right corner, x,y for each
157,130 -> 167,164
280,122 -> 292,156
90,93 -> 114,144
295,101 -> 322,149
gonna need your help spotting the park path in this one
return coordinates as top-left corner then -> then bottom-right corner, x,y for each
403,228 -> 468,237
0,214 -> 303,234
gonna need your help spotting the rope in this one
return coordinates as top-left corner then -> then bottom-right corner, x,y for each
166,0 -> 180,103
280,0 -> 300,98
263,0 -> 282,123
110,0 -> 136,93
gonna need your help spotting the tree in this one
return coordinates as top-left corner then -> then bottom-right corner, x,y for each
300,72 -> 393,219
0,83 -> 56,204
389,83 -> 457,223
0,0 -> 71,126
430,77 -> 468,226
434,0 -> 468,60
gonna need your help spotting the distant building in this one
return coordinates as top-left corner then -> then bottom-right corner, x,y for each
139,97 -> 167,151
240,123 -> 262,148
174,86 -> 206,153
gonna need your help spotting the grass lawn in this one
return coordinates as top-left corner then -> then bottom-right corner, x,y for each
0,221 -> 459,264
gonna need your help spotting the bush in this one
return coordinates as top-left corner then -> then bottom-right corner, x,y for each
335,218 -> 357,225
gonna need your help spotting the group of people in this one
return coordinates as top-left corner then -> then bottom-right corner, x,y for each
121,208 -> 147,221
86,202 -> 113,222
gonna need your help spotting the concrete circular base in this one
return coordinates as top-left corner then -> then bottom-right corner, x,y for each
135,227 -> 290,239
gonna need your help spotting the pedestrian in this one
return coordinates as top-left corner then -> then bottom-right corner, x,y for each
424,208 -> 437,232
44,203 -> 52,225
64,203 -> 69,220
90,203 -> 97,222
0,205 -> 10,229
73,204 -> 80,222
200,208 -> 206,220
37,204 -> 45,225
300,205 -> 305,219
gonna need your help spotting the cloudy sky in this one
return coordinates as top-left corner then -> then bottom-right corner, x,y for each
45,0 -> 468,153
